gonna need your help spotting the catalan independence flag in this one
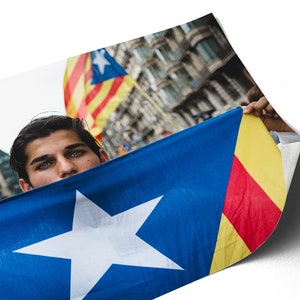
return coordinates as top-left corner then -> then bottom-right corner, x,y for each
0,107 -> 286,299
64,48 -> 135,141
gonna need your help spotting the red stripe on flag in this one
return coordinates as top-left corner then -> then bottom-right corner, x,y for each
75,62 -> 94,118
76,96 -> 89,119
75,85 -> 101,119
85,66 -> 93,84
91,76 -> 125,118
76,64 -> 95,117
64,53 -> 89,106
85,83 -> 103,106
223,155 -> 282,252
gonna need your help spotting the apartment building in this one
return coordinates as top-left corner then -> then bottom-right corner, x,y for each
0,150 -> 21,200
102,13 -> 255,158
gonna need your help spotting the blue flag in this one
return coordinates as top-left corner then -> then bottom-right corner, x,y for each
0,107 -> 285,299
91,48 -> 128,84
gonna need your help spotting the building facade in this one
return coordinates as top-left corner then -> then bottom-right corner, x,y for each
0,150 -> 21,200
101,13 -> 255,158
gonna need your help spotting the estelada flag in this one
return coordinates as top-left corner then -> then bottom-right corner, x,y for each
64,48 -> 135,141
118,142 -> 131,156
0,107 -> 286,299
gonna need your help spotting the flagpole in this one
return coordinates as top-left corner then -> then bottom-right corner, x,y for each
134,83 -> 180,131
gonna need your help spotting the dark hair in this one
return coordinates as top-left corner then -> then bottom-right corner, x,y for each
10,115 -> 102,183
247,85 -> 264,103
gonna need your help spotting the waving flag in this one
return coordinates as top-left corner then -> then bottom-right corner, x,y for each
0,107 -> 286,299
64,48 -> 135,141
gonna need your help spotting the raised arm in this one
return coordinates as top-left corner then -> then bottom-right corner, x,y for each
243,96 -> 293,132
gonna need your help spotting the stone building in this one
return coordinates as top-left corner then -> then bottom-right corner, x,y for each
0,150 -> 21,200
101,13 -> 255,158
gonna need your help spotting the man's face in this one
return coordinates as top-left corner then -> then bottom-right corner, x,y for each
19,129 -> 109,192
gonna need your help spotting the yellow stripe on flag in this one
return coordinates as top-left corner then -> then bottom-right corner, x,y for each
63,56 -> 78,90
210,213 -> 251,274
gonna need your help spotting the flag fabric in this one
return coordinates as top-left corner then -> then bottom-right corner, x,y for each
64,48 -> 136,141
0,107 -> 286,299
118,142 -> 131,156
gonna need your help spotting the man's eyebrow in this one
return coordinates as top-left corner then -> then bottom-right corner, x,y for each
65,142 -> 87,150
30,155 -> 49,166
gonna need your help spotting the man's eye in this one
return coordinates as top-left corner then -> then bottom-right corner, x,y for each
36,162 -> 51,170
69,150 -> 84,158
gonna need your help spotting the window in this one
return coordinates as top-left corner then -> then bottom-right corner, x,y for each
132,45 -> 151,62
170,67 -> 193,90
144,31 -> 165,44
155,44 -> 175,65
144,63 -> 166,83
180,19 -> 203,34
195,37 -> 221,64
159,84 -> 178,103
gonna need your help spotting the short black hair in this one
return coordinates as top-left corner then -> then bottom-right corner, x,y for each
10,115 -> 102,183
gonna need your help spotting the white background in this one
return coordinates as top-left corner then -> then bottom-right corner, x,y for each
0,1 -> 300,299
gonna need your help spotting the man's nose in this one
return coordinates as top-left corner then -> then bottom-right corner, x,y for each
57,158 -> 78,178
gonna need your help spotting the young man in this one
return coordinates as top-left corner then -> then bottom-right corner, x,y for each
10,99 -> 298,192
10,115 -> 110,192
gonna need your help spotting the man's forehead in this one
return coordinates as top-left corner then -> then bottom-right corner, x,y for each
25,129 -> 84,156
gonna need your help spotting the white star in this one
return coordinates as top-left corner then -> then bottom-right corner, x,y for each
15,190 -> 183,300
92,49 -> 110,74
